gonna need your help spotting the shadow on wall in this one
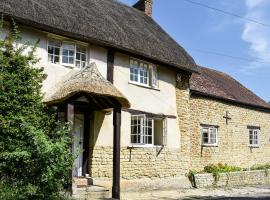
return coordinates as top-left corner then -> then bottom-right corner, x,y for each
89,110 -> 105,177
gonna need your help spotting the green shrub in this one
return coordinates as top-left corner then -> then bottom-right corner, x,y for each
204,163 -> 242,182
251,163 -> 270,170
0,18 -> 74,199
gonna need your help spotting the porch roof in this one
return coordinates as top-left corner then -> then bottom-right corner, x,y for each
44,63 -> 130,108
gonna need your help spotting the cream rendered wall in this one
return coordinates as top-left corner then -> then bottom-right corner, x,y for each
113,52 -> 180,148
8,26 -> 180,149
89,45 -> 107,79
11,27 -> 80,94
114,52 -> 178,116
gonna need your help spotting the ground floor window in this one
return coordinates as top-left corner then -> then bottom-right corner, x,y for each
248,128 -> 260,147
201,125 -> 218,146
131,115 -> 167,146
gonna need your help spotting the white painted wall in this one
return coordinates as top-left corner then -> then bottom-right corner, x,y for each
8,26 -> 180,148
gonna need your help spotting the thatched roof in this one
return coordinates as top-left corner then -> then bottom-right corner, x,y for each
44,63 -> 130,108
190,66 -> 270,111
0,0 -> 197,73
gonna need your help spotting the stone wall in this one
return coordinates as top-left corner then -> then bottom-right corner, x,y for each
194,170 -> 270,188
175,73 -> 191,173
89,146 -> 185,179
188,95 -> 270,171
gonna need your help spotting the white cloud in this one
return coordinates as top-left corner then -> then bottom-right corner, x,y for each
246,0 -> 266,9
241,0 -> 270,72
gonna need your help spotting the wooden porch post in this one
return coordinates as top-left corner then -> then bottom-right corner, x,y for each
112,107 -> 121,199
107,49 -> 115,83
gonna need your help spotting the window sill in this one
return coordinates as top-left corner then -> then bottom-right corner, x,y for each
128,81 -> 160,91
47,62 -> 82,70
128,145 -> 164,148
201,144 -> 218,147
249,145 -> 260,148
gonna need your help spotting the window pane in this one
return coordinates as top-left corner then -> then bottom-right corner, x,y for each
81,54 -> 86,61
152,66 -> 158,87
147,136 -> 152,144
63,49 -> 68,56
69,57 -> 74,64
62,56 -> 68,64
63,43 -> 75,50
76,61 -> 81,68
48,55 -> 53,63
55,48 -> 60,55
54,56 -> 60,64
69,50 -> 74,57
48,46 -> 54,54
203,131 -> 209,143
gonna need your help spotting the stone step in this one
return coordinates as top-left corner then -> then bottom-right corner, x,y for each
73,177 -> 94,188
73,185 -> 111,200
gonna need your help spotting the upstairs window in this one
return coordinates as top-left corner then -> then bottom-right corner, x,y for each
62,43 -> 75,66
48,39 -> 61,64
76,45 -> 87,68
248,128 -> 260,147
201,125 -> 218,146
131,115 -> 167,147
47,38 -> 87,69
130,59 -> 158,88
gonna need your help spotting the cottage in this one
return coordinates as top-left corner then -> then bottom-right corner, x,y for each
187,66 -> 270,170
0,0 -> 270,198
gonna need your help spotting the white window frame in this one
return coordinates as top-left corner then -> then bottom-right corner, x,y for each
249,129 -> 260,148
129,58 -> 158,89
75,45 -> 87,69
47,38 -> 88,69
61,41 -> 76,67
201,125 -> 218,146
131,115 -> 154,147
151,65 -> 159,89
47,39 -> 61,64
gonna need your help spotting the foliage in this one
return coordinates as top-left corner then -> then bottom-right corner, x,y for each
251,163 -> 270,171
251,163 -> 270,177
203,163 -> 242,182
0,18 -> 74,199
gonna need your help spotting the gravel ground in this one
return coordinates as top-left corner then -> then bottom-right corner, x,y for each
117,185 -> 270,200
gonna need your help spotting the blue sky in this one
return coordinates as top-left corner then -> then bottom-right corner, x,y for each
119,0 -> 270,102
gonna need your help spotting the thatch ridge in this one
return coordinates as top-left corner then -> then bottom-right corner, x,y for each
0,0 -> 197,73
45,63 -> 130,108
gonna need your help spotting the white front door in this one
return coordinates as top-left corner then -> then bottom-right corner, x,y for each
72,114 -> 84,177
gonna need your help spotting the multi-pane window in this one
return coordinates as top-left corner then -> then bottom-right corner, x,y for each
201,125 -> 218,146
62,43 -> 75,65
48,39 -> 61,64
131,115 -> 167,146
47,38 -> 87,69
130,59 -> 158,88
249,129 -> 259,147
152,65 -> 158,88
76,45 -> 87,68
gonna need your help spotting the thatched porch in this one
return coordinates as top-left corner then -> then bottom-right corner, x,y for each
45,63 -> 130,199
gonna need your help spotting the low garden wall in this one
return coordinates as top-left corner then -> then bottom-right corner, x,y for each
193,170 -> 270,188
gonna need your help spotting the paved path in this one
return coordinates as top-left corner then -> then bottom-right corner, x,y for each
117,185 -> 270,200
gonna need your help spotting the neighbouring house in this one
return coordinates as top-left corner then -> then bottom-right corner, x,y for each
1,0 -> 270,198
187,66 -> 270,170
